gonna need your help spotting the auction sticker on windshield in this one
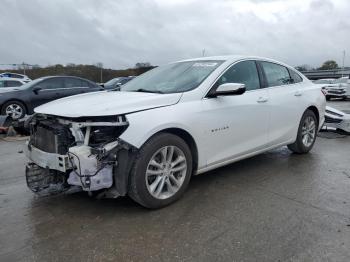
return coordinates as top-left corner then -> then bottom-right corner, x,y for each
192,62 -> 218,67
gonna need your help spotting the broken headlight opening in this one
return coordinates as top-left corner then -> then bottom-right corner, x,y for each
25,114 -> 136,198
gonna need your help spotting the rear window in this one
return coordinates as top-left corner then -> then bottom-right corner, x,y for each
260,62 -> 292,87
65,78 -> 83,88
288,69 -> 303,84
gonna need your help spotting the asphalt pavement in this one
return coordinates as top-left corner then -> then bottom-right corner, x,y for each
1,101 -> 350,262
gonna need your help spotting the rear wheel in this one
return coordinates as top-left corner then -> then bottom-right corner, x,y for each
128,133 -> 192,209
1,101 -> 26,120
288,110 -> 318,154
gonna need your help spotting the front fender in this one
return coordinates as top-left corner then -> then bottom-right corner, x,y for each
120,108 -> 195,149
119,104 -> 207,170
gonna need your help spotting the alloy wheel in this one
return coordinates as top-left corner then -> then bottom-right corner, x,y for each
145,146 -> 187,200
301,116 -> 316,147
5,104 -> 23,119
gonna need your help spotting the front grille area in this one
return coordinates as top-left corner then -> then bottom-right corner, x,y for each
30,120 -> 74,154
325,116 -> 342,124
328,90 -> 345,95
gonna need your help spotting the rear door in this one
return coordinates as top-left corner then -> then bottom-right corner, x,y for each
77,79 -> 102,94
258,61 -> 305,146
62,77 -> 85,97
64,78 -> 102,96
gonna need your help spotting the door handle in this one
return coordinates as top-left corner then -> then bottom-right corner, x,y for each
294,90 -> 302,97
257,97 -> 268,103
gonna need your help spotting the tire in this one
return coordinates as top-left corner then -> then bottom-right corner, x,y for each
128,133 -> 193,209
288,110 -> 318,154
1,101 -> 26,120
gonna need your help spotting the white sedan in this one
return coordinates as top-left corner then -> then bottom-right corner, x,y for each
25,55 -> 326,208
0,77 -> 29,88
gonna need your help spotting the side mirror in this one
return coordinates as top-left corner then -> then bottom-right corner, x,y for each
32,86 -> 42,94
208,83 -> 246,98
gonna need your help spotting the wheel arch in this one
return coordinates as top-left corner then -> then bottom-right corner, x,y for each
306,105 -> 319,124
1,99 -> 28,114
151,128 -> 199,175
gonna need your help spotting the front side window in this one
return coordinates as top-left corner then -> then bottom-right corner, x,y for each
261,62 -> 292,87
121,60 -> 223,94
40,78 -> 64,89
215,60 -> 260,91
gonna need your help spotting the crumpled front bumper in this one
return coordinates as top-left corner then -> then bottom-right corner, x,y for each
25,142 -> 71,172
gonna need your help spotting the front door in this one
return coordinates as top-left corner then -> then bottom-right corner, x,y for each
30,78 -> 65,108
199,60 -> 270,167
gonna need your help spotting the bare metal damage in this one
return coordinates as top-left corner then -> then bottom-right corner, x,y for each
25,114 -> 137,198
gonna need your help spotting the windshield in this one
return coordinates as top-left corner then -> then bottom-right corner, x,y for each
104,78 -> 120,87
121,60 -> 223,94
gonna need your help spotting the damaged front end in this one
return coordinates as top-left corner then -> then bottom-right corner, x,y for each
25,114 -> 137,198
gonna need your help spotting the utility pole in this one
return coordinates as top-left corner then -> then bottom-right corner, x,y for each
96,62 -> 103,83
202,49 -> 206,57
342,50 -> 345,77
22,62 -> 26,75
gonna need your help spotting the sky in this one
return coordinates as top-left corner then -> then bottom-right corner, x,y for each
0,0 -> 349,69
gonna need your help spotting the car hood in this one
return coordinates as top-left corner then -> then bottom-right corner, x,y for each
34,91 -> 182,117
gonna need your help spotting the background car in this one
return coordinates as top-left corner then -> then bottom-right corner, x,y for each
333,77 -> 350,98
314,78 -> 347,100
0,77 -> 28,88
102,76 -> 135,90
0,72 -> 31,82
0,76 -> 103,119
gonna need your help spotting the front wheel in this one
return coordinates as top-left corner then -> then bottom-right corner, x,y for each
288,110 -> 318,154
128,133 -> 193,209
1,101 -> 26,120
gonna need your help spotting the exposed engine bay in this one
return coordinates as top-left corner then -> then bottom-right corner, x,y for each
25,114 -> 136,198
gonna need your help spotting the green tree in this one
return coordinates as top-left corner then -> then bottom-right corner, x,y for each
295,64 -> 313,71
318,60 -> 339,70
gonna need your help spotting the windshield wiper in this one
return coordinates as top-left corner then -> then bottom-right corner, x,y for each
134,88 -> 164,94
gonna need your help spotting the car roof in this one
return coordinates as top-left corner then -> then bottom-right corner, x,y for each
38,76 -> 90,80
177,55 -> 294,68
0,77 -> 24,81
315,78 -> 334,81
